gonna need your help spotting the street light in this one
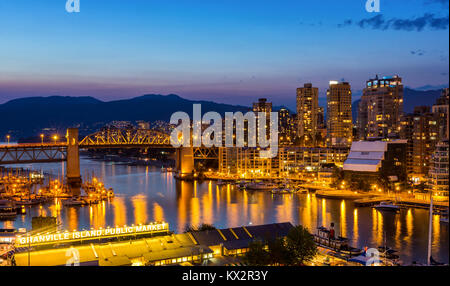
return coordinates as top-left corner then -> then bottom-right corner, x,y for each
6,135 -> 10,145
40,134 -> 44,144
53,135 -> 58,144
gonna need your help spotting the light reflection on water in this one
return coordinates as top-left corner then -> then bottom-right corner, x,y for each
1,158 -> 448,264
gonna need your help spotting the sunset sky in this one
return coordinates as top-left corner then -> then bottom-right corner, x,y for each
0,0 -> 448,109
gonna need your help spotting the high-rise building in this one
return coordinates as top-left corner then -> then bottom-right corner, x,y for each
252,98 -> 272,116
296,83 -> 319,146
400,106 -> 438,176
427,140 -> 449,201
252,98 -> 273,142
317,107 -> 325,129
326,81 -> 352,147
432,88 -> 449,141
358,75 -> 404,140
278,108 -> 295,145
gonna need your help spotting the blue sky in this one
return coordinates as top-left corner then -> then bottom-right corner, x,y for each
0,0 -> 448,109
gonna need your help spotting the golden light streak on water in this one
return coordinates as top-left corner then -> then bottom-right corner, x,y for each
153,202 -> 165,222
321,198 -> 327,227
242,187 -> 248,224
301,193 -> 312,230
311,194 -> 318,231
340,200 -> 347,238
215,186 -> 220,211
395,215 -> 402,250
190,196 -> 200,228
194,180 -> 197,197
406,208 -> 413,238
67,207 -> 78,231
112,196 -> 127,227
376,211 -> 384,246
372,208 -> 378,243
177,181 -> 188,233
201,187 -> 213,225
353,208 -> 358,242
131,194 -> 148,225
432,214 -> 440,250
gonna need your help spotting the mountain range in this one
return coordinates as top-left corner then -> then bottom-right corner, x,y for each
0,94 -> 250,139
0,87 -> 446,139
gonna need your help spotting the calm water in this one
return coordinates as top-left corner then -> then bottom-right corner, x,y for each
1,157 -> 448,264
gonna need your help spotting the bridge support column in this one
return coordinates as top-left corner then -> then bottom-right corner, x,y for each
175,147 -> 194,178
66,128 -> 82,196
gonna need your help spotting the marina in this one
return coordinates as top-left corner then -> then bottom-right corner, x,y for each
0,158 -> 448,265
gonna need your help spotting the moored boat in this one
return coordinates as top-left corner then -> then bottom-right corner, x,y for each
314,225 -> 363,257
373,201 -> 400,212
246,182 -> 277,191
62,197 -> 86,207
271,188 -> 293,195
0,206 -> 17,220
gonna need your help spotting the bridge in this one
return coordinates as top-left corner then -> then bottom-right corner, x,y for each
0,128 -> 218,195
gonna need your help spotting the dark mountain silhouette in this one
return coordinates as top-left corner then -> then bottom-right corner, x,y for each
351,87 -> 444,123
1,87 -> 446,139
0,94 -> 250,139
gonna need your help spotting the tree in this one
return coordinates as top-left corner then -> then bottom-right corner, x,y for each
285,225 -> 317,265
197,223 -> 216,231
243,241 -> 271,266
268,237 -> 294,266
184,223 -> 216,233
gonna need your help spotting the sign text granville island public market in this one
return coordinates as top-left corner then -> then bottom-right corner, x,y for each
16,222 -> 169,245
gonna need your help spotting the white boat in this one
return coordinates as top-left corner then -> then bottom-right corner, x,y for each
373,201 -> 400,212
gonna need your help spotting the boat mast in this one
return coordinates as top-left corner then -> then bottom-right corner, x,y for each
427,192 -> 433,266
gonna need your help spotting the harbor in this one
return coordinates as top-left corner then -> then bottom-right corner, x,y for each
0,158 -> 448,265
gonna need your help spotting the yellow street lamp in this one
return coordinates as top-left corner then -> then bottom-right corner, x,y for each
53,135 -> 58,144
40,134 -> 44,144
6,135 -> 10,145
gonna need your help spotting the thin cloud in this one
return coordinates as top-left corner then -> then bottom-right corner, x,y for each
338,13 -> 449,31
410,49 -> 426,56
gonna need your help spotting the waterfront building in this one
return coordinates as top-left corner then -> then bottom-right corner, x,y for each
400,106 -> 438,178
218,147 -> 279,177
218,146 -> 349,178
427,140 -> 449,201
432,88 -> 449,141
326,81 -> 353,147
297,83 -> 319,146
343,140 -> 407,187
11,222 -> 293,266
358,75 -> 404,140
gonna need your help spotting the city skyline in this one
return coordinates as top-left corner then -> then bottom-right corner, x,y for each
0,0 -> 449,109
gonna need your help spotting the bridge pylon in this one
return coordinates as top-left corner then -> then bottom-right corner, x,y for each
175,147 -> 194,178
66,128 -> 82,196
